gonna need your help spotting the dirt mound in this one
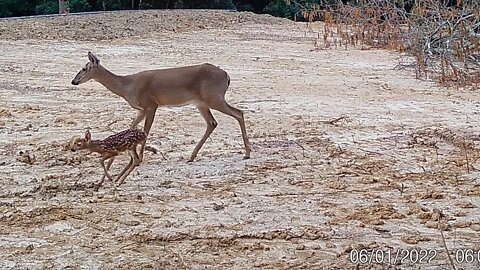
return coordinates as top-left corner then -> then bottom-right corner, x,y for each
0,10 -> 289,41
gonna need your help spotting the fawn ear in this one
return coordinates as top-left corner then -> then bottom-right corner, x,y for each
85,130 -> 91,141
88,51 -> 100,65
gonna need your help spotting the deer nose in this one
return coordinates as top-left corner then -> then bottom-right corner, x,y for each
71,80 -> 78,85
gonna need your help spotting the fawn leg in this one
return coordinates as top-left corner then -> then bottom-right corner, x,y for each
99,156 -> 114,184
106,156 -> 115,172
117,149 -> 141,186
189,105 -> 217,162
115,157 -> 133,184
94,156 -> 115,191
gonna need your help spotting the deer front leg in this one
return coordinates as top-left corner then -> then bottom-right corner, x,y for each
100,156 -> 114,181
189,105 -> 217,162
97,156 -> 114,189
105,156 -> 115,171
131,109 -> 146,128
138,108 -> 157,161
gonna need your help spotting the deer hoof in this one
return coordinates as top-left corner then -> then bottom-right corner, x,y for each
116,178 -> 126,186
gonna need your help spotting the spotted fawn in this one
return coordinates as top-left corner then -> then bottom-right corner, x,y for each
71,128 -> 147,188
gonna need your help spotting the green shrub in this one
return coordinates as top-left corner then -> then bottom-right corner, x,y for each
263,0 -> 299,19
68,0 -> 91,12
0,0 -> 14,17
139,2 -> 152,9
176,0 -> 235,9
35,0 -> 58,15
235,4 -> 254,11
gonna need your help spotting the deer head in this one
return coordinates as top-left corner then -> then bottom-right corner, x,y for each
71,52 -> 100,85
70,130 -> 92,152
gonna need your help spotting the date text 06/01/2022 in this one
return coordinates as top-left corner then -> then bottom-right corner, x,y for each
349,248 -> 437,265
350,248 -> 480,265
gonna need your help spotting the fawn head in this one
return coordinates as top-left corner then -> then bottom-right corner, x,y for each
71,52 -> 100,85
70,130 -> 92,152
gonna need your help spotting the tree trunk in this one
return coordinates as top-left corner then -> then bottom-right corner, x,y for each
59,0 -> 67,14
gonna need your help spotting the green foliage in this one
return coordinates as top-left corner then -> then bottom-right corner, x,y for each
233,0 -> 270,13
235,4 -> 253,11
139,2 -> 152,9
0,0 -> 302,18
263,0 -> 299,19
68,0 -> 92,12
0,0 -> 14,17
174,0 -> 235,9
0,0 -> 40,17
35,0 -> 58,15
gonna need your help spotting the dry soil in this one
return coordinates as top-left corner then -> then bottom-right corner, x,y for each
0,9 -> 479,270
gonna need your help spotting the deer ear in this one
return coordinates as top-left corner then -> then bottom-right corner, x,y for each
88,51 -> 100,65
85,130 -> 91,141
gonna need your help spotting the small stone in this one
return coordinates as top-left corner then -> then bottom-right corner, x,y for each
325,243 -> 336,249
295,244 -> 305,250
425,221 -> 438,229
471,224 -> 480,231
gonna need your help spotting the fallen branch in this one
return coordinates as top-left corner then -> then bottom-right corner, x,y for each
439,224 -> 457,270
321,116 -> 346,125
294,141 -> 307,157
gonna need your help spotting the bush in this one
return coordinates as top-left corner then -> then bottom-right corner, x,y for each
139,2 -> 152,9
233,0 -> 270,13
308,0 -> 480,87
0,0 -> 14,17
68,0 -> 91,12
263,0 -> 299,19
35,0 -> 58,15
176,0 -> 235,9
235,4 -> 254,11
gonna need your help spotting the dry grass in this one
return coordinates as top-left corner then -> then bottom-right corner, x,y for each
298,0 -> 480,88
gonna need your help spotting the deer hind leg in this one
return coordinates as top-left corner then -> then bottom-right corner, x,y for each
138,108 -> 157,161
115,157 -> 133,184
211,101 -> 251,159
116,148 -> 141,186
189,105 -> 217,162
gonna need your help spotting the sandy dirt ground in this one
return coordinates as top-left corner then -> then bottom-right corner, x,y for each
0,10 -> 480,270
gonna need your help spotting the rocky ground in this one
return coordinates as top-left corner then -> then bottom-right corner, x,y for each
0,9 -> 479,270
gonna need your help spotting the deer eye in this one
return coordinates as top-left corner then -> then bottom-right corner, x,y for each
82,68 -> 86,71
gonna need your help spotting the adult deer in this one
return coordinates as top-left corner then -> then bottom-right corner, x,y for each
71,52 -> 251,162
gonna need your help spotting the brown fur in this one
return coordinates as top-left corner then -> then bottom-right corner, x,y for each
72,52 -> 251,162
71,128 -> 146,188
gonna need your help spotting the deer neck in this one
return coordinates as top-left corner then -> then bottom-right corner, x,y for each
86,140 -> 107,153
94,65 -> 130,98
